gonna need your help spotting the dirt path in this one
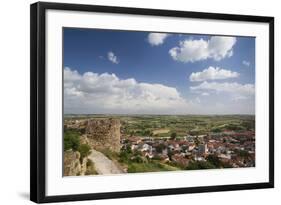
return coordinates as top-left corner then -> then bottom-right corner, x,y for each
88,149 -> 124,175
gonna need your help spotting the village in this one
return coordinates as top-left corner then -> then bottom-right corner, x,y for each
120,130 -> 255,169
64,115 -> 256,174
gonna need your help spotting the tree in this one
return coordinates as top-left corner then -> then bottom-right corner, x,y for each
144,129 -> 152,136
170,132 -> 177,140
198,161 -> 216,169
155,143 -> 166,153
194,137 -> 200,146
130,131 -> 135,137
64,130 -> 80,151
206,155 -> 222,168
124,145 -> 132,154
119,149 -> 131,163
241,121 -> 255,130
185,161 -> 199,170
211,127 -> 222,133
167,150 -> 173,160
185,161 -> 215,170
236,150 -> 250,158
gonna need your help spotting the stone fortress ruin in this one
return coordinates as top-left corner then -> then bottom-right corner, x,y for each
84,118 -> 121,152
64,118 -> 121,176
65,118 -> 121,152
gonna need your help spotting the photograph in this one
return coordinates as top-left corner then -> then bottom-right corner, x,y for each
63,28 -> 256,176
29,2 -> 274,202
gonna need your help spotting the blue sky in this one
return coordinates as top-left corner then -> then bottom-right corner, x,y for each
63,28 -> 255,115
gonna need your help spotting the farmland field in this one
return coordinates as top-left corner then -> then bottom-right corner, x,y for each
64,114 -> 255,138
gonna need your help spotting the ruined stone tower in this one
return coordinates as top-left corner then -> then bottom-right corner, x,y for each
85,118 -> 121,152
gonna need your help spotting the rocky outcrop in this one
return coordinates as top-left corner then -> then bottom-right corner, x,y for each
85,119 -> 121,152
64,150 -> 87,176
64,150 -> 81,176
64,118 -> 122,176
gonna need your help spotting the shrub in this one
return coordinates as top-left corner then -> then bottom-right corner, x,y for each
211,127 -> 222,133
64,130 -> 80,151
131,155 -> 148,163
236,150 -> 250,158
78,144 -> 91,161
185,161 -> 216,170
85,159 -> 98,175
119,150 -> 130,163
206,155 -> 223,168
86,159 -> 93,167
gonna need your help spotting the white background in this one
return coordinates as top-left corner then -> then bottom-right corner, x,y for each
0,0 -> 279,204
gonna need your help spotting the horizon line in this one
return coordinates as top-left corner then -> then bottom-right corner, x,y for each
64,113 -> 255,116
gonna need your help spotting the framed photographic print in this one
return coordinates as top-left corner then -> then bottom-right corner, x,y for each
30,1 -> 274,203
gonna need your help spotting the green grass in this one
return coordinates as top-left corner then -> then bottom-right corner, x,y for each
127,160 -> 180,173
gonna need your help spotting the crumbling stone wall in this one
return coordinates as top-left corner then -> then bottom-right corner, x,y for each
85,118 -> 121,152
64,150 -> 85,176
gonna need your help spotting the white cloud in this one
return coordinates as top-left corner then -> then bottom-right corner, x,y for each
242,60 -> 250,67
107,51 -> 119,64
189,66 -> 239,82
201,92 -> 209,96
169,36 -> 236,63
64,67 -> 255,115
190,81 -> 255,99
64,67 -> 190,114
148,33 -> 170,46
195,97 -> 201,103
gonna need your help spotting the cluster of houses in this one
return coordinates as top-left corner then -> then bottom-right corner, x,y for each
121,130 -> 255,169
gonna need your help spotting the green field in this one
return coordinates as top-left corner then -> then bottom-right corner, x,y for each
65,114 -> 255,138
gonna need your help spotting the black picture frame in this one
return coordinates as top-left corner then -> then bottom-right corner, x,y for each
30,1 -> 274,203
